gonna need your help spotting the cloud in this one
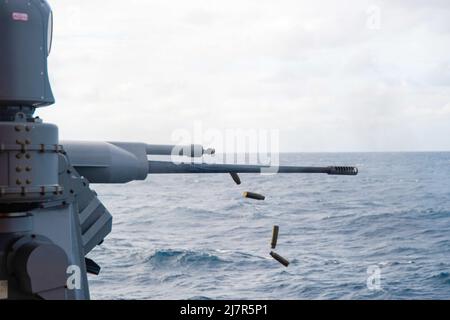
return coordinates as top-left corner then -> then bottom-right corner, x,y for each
38,0 -> 450,151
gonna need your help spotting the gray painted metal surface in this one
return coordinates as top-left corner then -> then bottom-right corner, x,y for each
0,0 -> 54,107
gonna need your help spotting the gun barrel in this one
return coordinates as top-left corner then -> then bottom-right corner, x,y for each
148,161 -> 358,176
62,141 -> 357,184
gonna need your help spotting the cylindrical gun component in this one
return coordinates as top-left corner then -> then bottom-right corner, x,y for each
147,161 -> 358,176
270,251 -> 290,267
145,144 -> 208,158
243,191 -> 265,201
327,166 -> 358,176
62,141 -> 149,184
204,148 -> 216,155
271,225 -> 279,249
230,172 -> 241,185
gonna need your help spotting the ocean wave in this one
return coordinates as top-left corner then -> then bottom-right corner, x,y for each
90,152 -> 450,300
429,272 -> 450,285
188,296 -> 212,300
145,249 -> 230,269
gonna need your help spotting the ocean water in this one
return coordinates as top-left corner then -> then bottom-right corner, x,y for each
88,153 -> 450,300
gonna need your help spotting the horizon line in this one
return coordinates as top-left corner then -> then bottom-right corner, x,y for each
212,150 -> 450,154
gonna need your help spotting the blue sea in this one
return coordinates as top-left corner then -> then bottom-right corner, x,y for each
88,153 -> 450,299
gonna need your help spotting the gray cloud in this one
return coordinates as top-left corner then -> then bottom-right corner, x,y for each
38,0 -> 450,151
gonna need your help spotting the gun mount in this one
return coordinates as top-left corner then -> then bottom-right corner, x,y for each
0,1 -> 358,300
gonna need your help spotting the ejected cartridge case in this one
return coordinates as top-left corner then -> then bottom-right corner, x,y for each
270,251 -> 290,267
243,191 -> 265,201
230,172 -> 241,185
271,225 -> 279,249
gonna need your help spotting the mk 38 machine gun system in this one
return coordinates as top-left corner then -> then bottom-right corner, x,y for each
0,0 -> 358,300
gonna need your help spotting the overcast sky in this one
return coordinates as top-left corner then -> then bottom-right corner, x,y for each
39,0 -> 450,152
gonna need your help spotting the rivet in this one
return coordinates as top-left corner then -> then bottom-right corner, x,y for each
26,179 -> 32,185
16,167 -> 22,172
16,179 -> 22,185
